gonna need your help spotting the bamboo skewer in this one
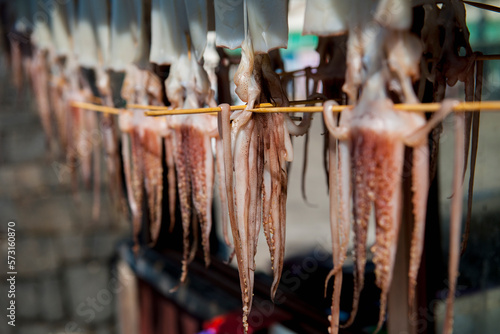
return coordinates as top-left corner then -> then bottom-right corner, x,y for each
70,101 -> 123,115
90,96 -> 103,104
248,106 -> 325,113
144,99 -> 325,116
127,104 -> 170,110
75,97 -> 325,114
144,103 -> 269,116
73,98 -> 322,116
72,100 -> 500,117
70,101 -> 275,115
249,101 -> 500,114
395,101 -> 500,112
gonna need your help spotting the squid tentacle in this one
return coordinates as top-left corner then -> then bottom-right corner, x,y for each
164,136 -> 177,233
371,133 -> 404,334
322,101 -> 352,332
443,112 -> 466,334
408,139 -> 429,312
326,128 -> 344,334
220,104 -> 250,332
216,137 -> 232,249
173,126 -> 193,285
343,129 -> 376,328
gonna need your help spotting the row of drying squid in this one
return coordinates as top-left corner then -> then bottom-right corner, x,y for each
5,0 -> 485,333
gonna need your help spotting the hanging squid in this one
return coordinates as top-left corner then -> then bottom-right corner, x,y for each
321,1 -> 467,333
166,53 -> 218,282
216,0 -> 309,330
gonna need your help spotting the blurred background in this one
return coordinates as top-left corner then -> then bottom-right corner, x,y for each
1,0 -> 500,334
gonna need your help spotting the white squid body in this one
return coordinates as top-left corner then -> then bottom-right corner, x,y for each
108,0 -> 152,71
303,0 -> 349,36
75,0 -> 108,69
31,0 -> 53,52
133,0 -> 152,69
109,0 -> 139,71
214,0 -> 245,50
246,0 -> 288,53
50,0 -> 75,57
150,0 -> 189,65
215,0 -> 288,52
184,0 -> 209,61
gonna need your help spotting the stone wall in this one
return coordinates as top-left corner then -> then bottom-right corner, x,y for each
0,55 -> 130,334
